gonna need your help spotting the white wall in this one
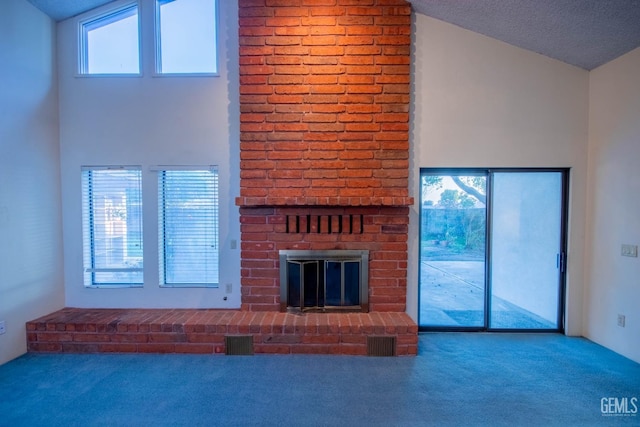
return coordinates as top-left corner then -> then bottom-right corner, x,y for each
58,0 -> 241,308
0,0 -> 64,364
408,15 -> 590,336
585,47 -> 640,363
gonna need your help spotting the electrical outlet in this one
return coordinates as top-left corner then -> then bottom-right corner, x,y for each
617,314 -> 626,328
225,283 -> 233,294
621,244 -> 638,257
0,320 -> 5,335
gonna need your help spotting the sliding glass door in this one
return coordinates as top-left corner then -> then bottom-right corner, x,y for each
489,172 -> 564,329
419,169 -> 567,331
419,173 -> 487,327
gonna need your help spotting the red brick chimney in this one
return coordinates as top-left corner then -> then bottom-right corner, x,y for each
236,0 -> 413,313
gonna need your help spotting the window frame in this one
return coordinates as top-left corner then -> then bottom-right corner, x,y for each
153,0 -> 220,76
78,1 -> 142,77
81,166 -> 144,288
156,166 -> 220,288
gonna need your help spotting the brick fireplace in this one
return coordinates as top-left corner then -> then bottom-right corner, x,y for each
26,0 -> 418,357
236,0 -> 414,317
239,206 -> 411,312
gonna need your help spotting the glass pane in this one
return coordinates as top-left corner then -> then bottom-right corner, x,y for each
344,261 -> 360,305
157,0 -> 217,73
287,262 -> 301,308
303,261 -> 320,308
85,7 -> 139,74
420,174 -> 487,327
325,261 -> 342,306
490,172 -> 562,329
83,169 -> 143,285
161,170 -> 219,285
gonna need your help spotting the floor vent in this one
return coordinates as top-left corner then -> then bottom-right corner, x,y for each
225,335 -> 254,355
367,336 -> 396,357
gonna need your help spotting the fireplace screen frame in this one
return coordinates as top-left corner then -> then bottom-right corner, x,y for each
279,250 -> 369,313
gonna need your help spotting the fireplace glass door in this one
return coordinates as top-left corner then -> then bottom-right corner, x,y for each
326,261 -> 360,306
280,250 -> 368,312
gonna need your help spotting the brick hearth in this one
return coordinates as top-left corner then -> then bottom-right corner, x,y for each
27,308 -> 418,356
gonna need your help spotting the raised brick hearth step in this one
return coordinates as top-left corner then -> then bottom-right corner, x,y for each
27,308 -> 418,356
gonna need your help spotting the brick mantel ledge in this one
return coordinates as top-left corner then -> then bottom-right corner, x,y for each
235,196 -> 414,208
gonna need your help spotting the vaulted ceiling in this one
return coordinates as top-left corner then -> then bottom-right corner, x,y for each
26,0 -> 640,70
410,0 -> 640,70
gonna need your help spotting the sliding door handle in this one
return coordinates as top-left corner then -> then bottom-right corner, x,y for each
558,252 -> 566,272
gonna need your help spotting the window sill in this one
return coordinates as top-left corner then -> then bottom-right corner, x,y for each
75,73 -> 143,78
160,284 -> 219,289
85,284 -> 144,289
152,72 -> 219,78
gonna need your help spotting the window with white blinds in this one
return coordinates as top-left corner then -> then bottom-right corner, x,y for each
158,168 -> 219,286
82,167 -> 143,286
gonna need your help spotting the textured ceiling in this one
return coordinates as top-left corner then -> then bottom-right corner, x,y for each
27,0 -> 640,70
409,0 -> 640,70
27,0 -> 116,22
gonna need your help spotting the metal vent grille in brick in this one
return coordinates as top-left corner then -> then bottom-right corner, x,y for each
225,335 -> 254,355
367,336 -> 396,357
286,214 -> 363,234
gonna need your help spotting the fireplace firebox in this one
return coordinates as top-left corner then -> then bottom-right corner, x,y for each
279,250 -> 369,313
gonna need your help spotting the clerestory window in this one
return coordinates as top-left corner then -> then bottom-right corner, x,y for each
155,0 -> 218,74
79,3 -> 141,75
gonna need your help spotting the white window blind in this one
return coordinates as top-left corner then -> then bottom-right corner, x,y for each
82,167 -> 143,286
158,168 -> 219,286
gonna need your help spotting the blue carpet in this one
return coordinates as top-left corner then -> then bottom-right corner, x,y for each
1,333 -> 638,426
